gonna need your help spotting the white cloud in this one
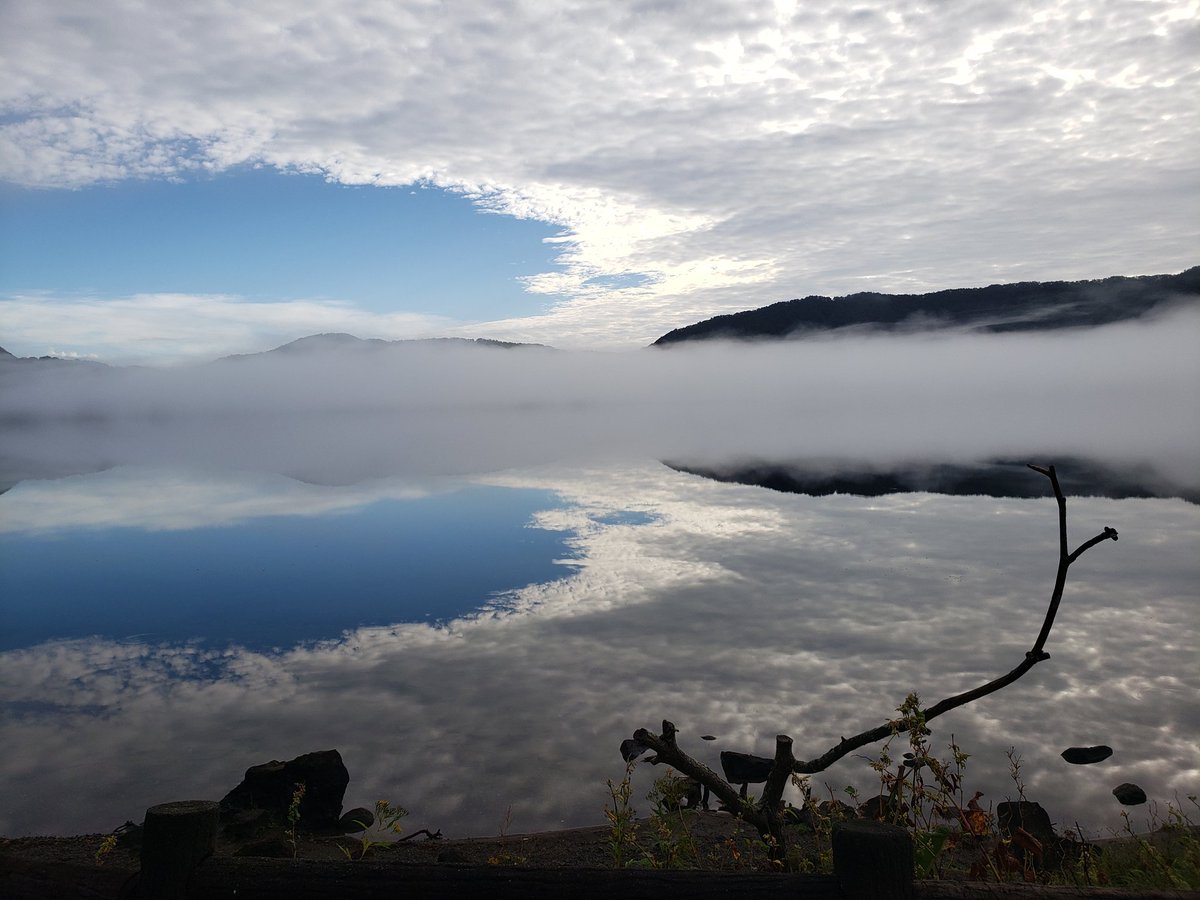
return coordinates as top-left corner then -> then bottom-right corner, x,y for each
0,293 -> 456,364
2,1 -> 1196,348
0,466 -> 437,534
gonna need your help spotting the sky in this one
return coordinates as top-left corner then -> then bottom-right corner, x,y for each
1,0 -> 1197,363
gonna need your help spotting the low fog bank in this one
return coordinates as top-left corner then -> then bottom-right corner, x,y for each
2,310 -> 1197,489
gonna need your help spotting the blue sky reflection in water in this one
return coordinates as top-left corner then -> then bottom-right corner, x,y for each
0,479 -> 579,651
1,460 -> 1196,842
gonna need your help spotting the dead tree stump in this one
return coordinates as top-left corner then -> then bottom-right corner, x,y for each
137,800 -> 219,899
832,819 -> 914,899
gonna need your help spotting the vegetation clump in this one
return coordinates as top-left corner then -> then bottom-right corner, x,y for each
339,799 -> 409,860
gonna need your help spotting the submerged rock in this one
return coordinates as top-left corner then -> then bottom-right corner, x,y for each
1112,783 -> 1148,806
338,807 -> 375,833
619,738 -> 651,763
1061,745 -> 1113,765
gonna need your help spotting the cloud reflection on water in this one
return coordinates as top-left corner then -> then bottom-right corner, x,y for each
1,462 -> 1195,840
0,466 -> 435,533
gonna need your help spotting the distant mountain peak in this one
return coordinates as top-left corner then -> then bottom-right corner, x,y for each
278,333 -> 364,349
0,346 -> 108,368
219,333 -> 550,362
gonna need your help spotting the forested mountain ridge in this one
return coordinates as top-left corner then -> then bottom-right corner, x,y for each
652,267 -> 1200,345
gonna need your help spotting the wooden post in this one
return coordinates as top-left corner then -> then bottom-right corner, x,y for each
832,819 -> 914,900
137,800 -> 219,900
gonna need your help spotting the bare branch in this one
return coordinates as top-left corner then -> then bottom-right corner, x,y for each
622,464 -> 1119,850
631,720 -> 745,814
794,463 -> 1117,774
761,735 -> 796,812
1028,464 -> 1118,657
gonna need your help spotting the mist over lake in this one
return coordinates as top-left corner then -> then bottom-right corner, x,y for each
1,318 -> 1197,840
5,309 -> 1199,485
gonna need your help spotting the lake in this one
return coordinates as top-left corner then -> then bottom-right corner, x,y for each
2,455 -> 1196,840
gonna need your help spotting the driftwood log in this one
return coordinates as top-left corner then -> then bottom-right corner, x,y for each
626,464 -> 1119,860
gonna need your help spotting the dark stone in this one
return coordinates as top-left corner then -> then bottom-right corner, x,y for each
719,750 -> 774,798
784,799 -> 856,827
859,794 -> 908,822
111,820 -> 143,849
1112,783 -> 1147,805
1061,745 -> 1113,765
438,848 -> 469,864
338,807 -> 374,833
997,800 -> 1063,870
817,799 -> 856,820
219,749 -> 349,831
221,807 -> 269,840
997,801 -> 1054,841
619,738 -> 651,763
680,777 -> 709,810
783,804 -> 812,827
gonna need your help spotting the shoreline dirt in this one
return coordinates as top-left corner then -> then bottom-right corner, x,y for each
3,812 -> 1197,897
4,814 -> 750,873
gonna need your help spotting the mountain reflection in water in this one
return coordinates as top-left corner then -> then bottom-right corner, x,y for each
0,460 -> 1196,842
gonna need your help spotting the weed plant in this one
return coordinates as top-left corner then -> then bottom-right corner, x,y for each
1069,797 -> 1200,890
339,799 -> 409,860
286,783 -> 305,858
605,766 -> 718,869
93,833 -> 118,866
604,763 -> 641,867
641,771 -> 703,868
486,804 -> 528,866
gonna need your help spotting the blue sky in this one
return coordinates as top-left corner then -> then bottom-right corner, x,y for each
1,1 -> 1196,362
0,170 -> 562,320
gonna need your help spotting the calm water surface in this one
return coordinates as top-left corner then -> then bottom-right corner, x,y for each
1,460 -> 1197,839
1,473 -> 578,650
